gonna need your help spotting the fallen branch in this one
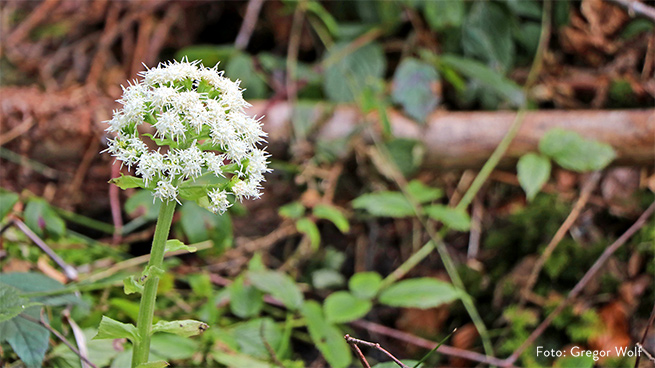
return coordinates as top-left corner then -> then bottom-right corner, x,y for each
250,102 -> 655,169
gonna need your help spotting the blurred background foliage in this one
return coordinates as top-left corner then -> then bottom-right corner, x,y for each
0,0 -> 654,367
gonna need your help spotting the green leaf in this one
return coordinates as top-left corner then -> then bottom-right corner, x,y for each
0,272 -> 82,306
296,217 -> 321,250
382,138 -> 424,178
352,191 -> 415,218
51,328 -> 122,368
373,361 -> 422,368
180,201 -> 210,243
0,306 -> 49,368
539,129 -> 616,172
24,198 -> 66,238
462,1 -> 515,72
149,333 -> 199,361
348,272 -> 383,300
301,301 -> 352,368
424,0 -> 464,30
424,205 -> 471,231
151,319 -> 209,337
164,239 -> 197,254
125,190 -> 161,220
324,41 -> 386,103
305,0 -> 339,36
226,53 -> 268,100
378,278 -> 460,309
313,204 -> 350,233
175,45 -> 237,68
232,318 -> 283,360
406,180 -> 443,204
94,315 -> 139,342
0,191 -> 19,219
123,276 -> 143,295
109,174 -> 147,190
312,269 -> 346,289
136,361 -> 169,368
392,58 -> 440,123
0,284 -> 39,323
279,201 -> 305,219
229,275 -> 264,318
212,351 -> 275,368
517,153 -> 551,201
439,54 -> 524,107
248,270 -> 303,311
324,291 -> 372,324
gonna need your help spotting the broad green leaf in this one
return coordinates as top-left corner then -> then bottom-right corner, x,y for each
305,1 -> 339,36
0,306 -> 49,368
248,270 -> 303,311
296,217 -> 321,250
93,315 -> 138,342
123,276 -> 143,295
312,269 -> 346,289
0,272 -> 82,306
392,58 -> 439,123
279,201 -> 305,219
373,361 -> 422,368
229,275 -> 264,318
180,201 -> 210,243
424,0 -> 464,30
136,362 -> 169,368
352,191 -> 415,218
51,328 -> 121,368
324,41 -> 386,103
424,205 -> 471,231
125,190 -> 161,220
175,45 -> 237,68
212,351 -> 275,368
149,333 -> 199,361
301,301 -> 352,368
0,191 -> 19,219
226,53 -> 268,99
517,153 -> 551,202
0,284 -> 39,323
188,273 -> 213,299
24,198 -> 66,238
539,129 -> 616,172
462,1 -> 515,72
406,180 -> 443,204
382,138 -> 424,178
439,54 -> 524,107
313,204 -> 350,233
152,319 -> 209,337
378,278 -> 460,309
324,291 -> 372,324
164,239 -> 197,254
349,272 -> 383,300
232,318 -> 283,360
109,174 -> 147,190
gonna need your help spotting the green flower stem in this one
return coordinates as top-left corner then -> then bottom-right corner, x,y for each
131,199 -> 177,368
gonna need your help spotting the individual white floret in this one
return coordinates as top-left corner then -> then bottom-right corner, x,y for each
118,82 -> 148,124
171,91 -> 208,134
174,144 -> 205,180
246,149 -> 272,177
153,110 -> 186,142
204,151 -> 225,177
136,151 -> 165,186
226,139 -> 249,163
105,111 -> 130,134
207,188 -> 232,214
140,59 -> 201,86
154,180 -> 180,203
149,86 -> 179,111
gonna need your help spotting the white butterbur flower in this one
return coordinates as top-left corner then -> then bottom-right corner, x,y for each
208,189 -> 231,214
103,58 -> 270,210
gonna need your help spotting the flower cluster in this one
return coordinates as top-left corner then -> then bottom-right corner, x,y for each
104,59 -> 270,214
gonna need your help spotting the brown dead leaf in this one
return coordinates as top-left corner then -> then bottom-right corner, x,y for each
588,301 -> 632,361
2,258 -> 32,273
448,323 -> 479,367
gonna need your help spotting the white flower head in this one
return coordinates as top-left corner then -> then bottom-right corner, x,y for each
103,58 -> 270,207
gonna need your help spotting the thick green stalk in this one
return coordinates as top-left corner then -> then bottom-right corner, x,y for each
131,199 -> 177,368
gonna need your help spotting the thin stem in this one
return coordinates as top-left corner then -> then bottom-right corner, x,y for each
131,199 -> 177,368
